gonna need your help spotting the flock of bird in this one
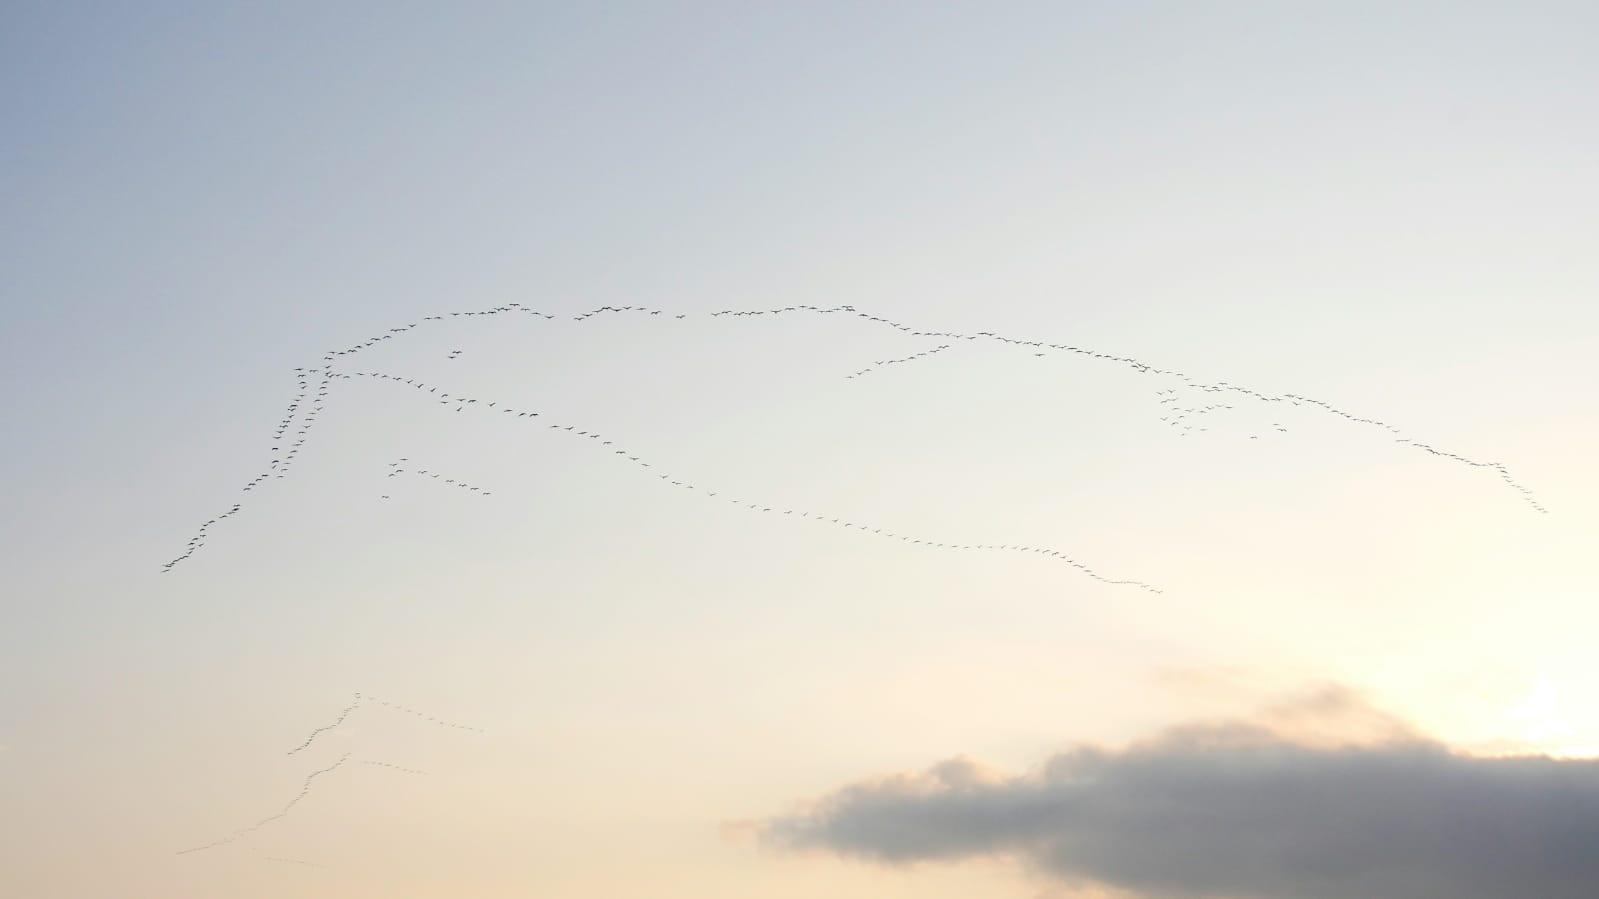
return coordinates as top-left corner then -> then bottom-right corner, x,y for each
287,691 -> 484,758
359,760 -> 429,776
164,299 -> 1548,874
382,459 -> 493,500
286,697 -> 362,756
844,343 -> 955,380
344,693 -> 484,735
345,367 -> 1163,592
179,694 -> 480,859
1152,390 -> 1271,438
162,301 -> 1547,587
176,753 -> 352,856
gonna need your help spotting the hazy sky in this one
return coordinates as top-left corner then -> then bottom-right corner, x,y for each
4,3 -> 1599,897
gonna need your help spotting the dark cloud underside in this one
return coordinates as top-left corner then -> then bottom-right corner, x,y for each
761,728 -> 1599,899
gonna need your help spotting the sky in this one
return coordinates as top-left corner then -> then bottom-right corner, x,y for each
3,3 -> 1599,897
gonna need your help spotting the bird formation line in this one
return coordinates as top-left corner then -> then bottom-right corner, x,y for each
384,459 -> 493,498
344,368 -> 1162,592
163,301 -> 1545,574
359,692 -> 485,734
286,697 -> 363,756
258,367 -> 334,484
285,693 -> 483,757
360,759 -> 429,775
177,753 -> 352,855
844,343 -> 955,379
186,695 -> 479,857
714,304 -> 1545,512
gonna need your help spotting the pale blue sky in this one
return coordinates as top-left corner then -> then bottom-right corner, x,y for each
4,4 -> 1599,897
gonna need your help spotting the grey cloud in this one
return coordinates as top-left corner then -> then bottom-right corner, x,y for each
759,700 -> 1599,898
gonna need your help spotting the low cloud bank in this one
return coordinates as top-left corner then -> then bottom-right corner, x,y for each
759,691 -> 1599,898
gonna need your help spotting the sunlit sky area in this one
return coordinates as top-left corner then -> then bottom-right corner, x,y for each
4,4 -> 1599,898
